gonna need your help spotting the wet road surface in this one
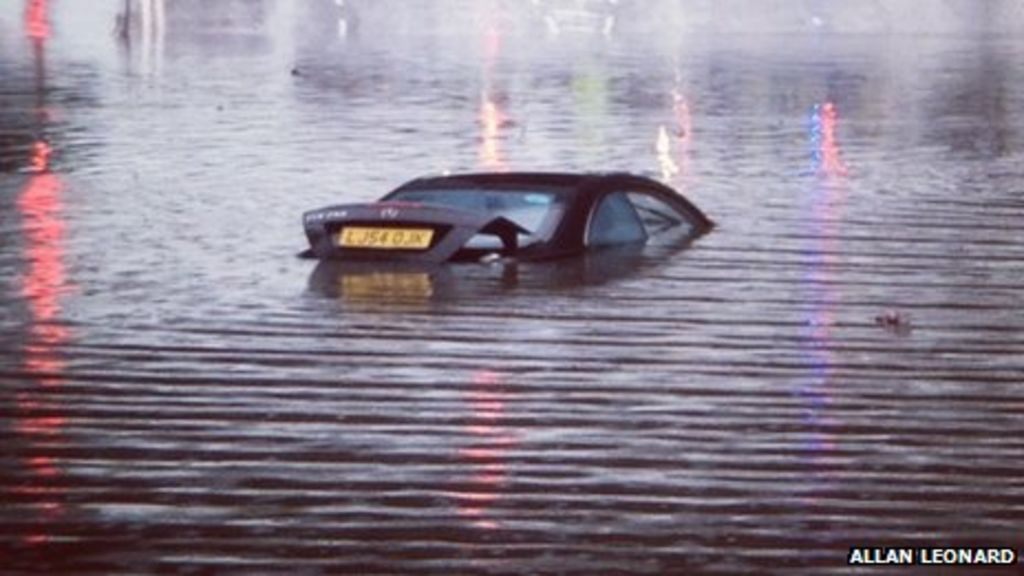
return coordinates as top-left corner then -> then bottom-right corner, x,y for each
1,2 -> 1023,574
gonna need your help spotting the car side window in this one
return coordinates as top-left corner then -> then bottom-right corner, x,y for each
587,192 -> 648,247
625,191 -> 694,235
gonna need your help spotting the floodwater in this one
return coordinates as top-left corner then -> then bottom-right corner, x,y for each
2,2 -> 1023,574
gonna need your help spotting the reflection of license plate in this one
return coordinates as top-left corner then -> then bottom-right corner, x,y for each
341,273 -> 433,300
337,227 -> 434,250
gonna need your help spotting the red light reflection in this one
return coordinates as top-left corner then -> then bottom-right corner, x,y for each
16,1 -> 72,542
483,20 -> 501,65
816,102 -> 848,178
15,144 -> 71,544
799,101 -> 848,495
18,156 -> 71,384
25,0 -> 50,40
455,370 -> 518,529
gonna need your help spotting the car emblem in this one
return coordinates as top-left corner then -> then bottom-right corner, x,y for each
381,207 -> 400,219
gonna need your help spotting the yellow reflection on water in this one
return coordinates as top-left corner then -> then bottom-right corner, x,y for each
340,272 -> 434,301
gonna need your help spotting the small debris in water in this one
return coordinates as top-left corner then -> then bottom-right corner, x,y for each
875,310 -> 912,334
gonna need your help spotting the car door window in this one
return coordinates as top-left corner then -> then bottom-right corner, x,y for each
625,191 -> 693,235
587,192 -> 648,247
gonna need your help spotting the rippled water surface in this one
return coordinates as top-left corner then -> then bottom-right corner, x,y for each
2,2 -> 1023,574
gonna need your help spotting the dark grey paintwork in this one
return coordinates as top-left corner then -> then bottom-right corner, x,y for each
301,171 -> 713,262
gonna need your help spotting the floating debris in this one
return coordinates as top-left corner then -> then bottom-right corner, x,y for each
875,310 -> 912,334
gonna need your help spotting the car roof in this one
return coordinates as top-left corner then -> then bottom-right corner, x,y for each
394,171 -> 662,192
386,171 -> 712,229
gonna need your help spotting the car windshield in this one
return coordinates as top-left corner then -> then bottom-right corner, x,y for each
386,187 -> 568,241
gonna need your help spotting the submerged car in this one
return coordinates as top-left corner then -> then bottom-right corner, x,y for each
300,171 -> 712,263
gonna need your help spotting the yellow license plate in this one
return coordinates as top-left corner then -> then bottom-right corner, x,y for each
337,227 -> 434,250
